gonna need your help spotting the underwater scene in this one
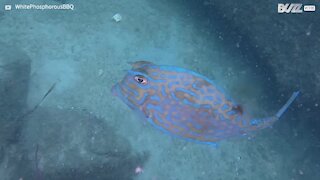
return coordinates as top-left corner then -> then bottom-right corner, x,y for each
0,0 -> 319,179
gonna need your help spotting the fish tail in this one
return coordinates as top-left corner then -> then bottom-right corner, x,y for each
248,91 -> 300,130
249,116 -> 278,130
275,91 -> 300,118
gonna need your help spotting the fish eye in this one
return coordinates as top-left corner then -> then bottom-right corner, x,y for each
134,75 -> 148,85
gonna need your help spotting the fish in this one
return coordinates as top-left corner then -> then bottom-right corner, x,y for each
112,61 -> 299,146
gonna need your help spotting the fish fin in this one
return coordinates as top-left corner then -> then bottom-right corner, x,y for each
249,116 -> 278,130
205,142 -> 218,148
276,91 -> 300,118
128,61 -> 154,69
248,91 -> 300,130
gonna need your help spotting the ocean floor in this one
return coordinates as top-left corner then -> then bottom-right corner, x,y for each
0,0 -> 319,179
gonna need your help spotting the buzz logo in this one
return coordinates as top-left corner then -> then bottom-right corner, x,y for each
278,3 -> 303,13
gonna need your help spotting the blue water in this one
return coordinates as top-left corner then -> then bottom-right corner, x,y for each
0,0 -> 319,179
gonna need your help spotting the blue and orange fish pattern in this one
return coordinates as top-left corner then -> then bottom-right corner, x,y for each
112,61 -> 299,145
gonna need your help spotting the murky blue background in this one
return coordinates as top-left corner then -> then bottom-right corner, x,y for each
0,0 -> 319,179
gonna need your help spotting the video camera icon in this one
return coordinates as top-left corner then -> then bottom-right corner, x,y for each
5,5 -> 12,11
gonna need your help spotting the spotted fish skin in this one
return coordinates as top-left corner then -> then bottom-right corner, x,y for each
112,61 -> 299,145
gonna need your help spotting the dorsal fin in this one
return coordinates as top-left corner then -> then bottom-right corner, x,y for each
128,61 -> 154,69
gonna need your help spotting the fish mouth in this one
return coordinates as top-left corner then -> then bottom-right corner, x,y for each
111,83 -> 126,102
111,83 -> 119,96
111,83 -> 137,110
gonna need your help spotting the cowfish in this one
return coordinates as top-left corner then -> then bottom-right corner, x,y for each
112,61 -> 299,146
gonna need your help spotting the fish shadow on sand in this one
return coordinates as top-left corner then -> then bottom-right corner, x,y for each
20,107 -> 150,180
